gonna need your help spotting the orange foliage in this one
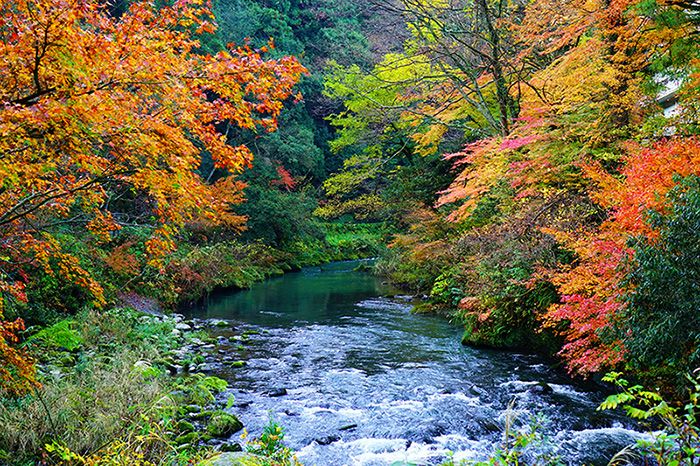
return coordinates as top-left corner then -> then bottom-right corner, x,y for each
435,0 -> 698,376
546,139 -> 700,375
0,0 -> 304,394
271,165 -> 297,191
0,282 -> 37,396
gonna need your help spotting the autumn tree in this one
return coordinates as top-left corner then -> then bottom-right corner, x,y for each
545,139 -> 700,376
318,0 -> 532,221
369,0 -> 529,138
0,0 -> 305,394
413,0 -> 700,374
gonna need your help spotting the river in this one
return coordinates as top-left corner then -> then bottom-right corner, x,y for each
188,260 -> 647,465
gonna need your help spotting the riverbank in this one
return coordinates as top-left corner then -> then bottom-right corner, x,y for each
0,225 -> 385,465
3,260 -> 696,465
0,307 -> 304,465
153,223 -> 386,309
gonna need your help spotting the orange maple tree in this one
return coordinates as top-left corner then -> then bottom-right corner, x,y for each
545,138 -> 700,375
0,0 -> 305,394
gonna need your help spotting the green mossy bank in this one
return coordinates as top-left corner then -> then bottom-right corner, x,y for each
0,307 -> 302,465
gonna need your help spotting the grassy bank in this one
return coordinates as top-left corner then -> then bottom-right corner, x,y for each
0,307 -> 301,465
148,222 -> 386,308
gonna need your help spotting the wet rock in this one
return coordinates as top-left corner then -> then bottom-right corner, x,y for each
314,435 -> 340,445
339,423 -> 357,431
220,443 -> 243,452
208,319 -> 231,328
477,417 -> 501,433
266,388 -> 287,397
467,384 -> 486,397
283,409 -> 299,416
196,363 -> 217,372
560,428 -> 652,466
528,381 -> 554,395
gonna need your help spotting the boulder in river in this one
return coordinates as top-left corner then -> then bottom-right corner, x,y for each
266,388 -> 288,397
208,319 -> 232,328
467,384 -> 487,397
315,435 -> 340,445
528,381 -> 554,395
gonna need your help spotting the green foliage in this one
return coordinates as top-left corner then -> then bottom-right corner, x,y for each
245,418 -> 301,466
238,187 -> 323,247
0,347 -> 178,464
204,0 -> 383,252
599,372 -> 700,464
27,320 -> 83,352
0,308 -> 232,464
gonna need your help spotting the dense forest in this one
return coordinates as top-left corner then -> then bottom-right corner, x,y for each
1,0 -> 700,464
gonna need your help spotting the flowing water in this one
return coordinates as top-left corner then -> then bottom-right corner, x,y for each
188,260 -> 647,465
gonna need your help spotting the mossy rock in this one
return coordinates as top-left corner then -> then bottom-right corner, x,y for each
189,410 -> 214,420
175,431 -> 199,446
206,411 -> 243,438
228,360 -> 247,368
177,420 -> 195,433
